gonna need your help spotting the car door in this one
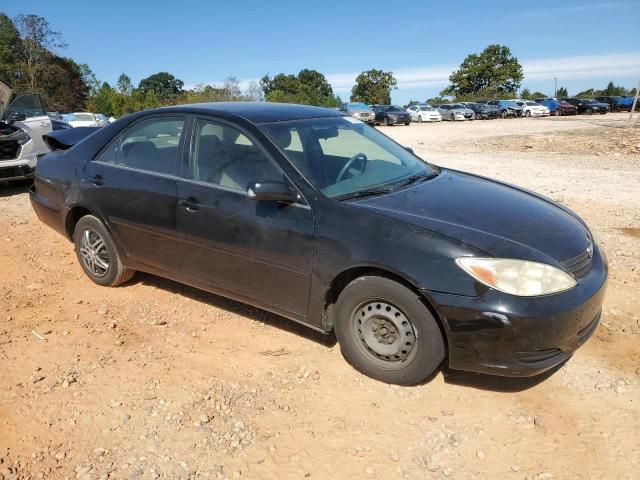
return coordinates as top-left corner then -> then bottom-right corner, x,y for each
175,117 -> 314,316
5,94 -> 51,155
83,115 -> 185,272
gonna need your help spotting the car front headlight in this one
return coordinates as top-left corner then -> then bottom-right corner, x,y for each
455,257 -> 577,296
18,132 -> 31,145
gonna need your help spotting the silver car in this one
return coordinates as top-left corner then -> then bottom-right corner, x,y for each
0,80 -> 52,183
339,102 -> 375,124
435,104 -> 475,121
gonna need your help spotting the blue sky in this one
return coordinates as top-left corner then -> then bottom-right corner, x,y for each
3,0 -> 640,103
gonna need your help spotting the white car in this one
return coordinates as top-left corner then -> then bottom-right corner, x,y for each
406,104 -> 442,122
66,112 -> 107,128
0,80 -> 53,183
514,100 -> 550,117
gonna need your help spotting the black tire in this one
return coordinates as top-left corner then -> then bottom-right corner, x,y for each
525,110 -> 531,117
404,122 -> 410,126
450,113 -> 455,121
333,276 -> 445,385
585,108 -> 593,115
73,215 -> 135,287
556,108 -> 563,116
501,110 -> 508,119
382,117 -> 389,126
418,115 -> 423,123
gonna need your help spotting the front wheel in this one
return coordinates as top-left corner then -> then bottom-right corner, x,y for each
525,110 -> 531,117
74,215 -> 135,287
418,115 -> 423,123
334,276 -> 445,385
501,110 -> 508,119
382,117 -> 389,126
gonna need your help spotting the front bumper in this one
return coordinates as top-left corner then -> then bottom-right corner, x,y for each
387,116 -> 411,125
0,141 -> 38,181
427,246 -> 608,377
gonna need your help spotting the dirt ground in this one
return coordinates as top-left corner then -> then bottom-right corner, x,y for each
1,112 -> 639,480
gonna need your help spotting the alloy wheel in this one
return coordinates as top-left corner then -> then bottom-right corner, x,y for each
78,229 -> 110,277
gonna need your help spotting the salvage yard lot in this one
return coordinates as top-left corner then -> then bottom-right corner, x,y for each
1,112 -> 638,479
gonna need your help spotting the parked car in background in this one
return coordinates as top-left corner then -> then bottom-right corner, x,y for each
0,80 -> 53,183
406,104 -> 442,122
612,96 -> 639,112
95,114 -> 110,126
65,112 -> 107,127
595,96 -> 624,111
535,98 -> 578,116
435,104 -> 475,121
30,102 -> 607,385
371,105 -> 411,126
560,98 -> 609,115
461,102 -> 501,119
486,100 -> 523,118
513,100 -> 550,117
339,102 -> 375,124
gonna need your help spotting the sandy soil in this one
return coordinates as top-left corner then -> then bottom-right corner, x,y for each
1,112 -> 639,480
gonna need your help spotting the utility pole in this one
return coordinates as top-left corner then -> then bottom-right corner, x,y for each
629,80 -> 640,122
554,78 -> 558,98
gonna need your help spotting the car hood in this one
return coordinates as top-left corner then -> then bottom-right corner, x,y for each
351,169 -> 591,263
0,80 -> 12,119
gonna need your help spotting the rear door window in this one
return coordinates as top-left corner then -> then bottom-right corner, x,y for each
95,117 -> 184,175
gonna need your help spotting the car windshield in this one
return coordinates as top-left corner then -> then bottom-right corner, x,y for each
346,103 -> 369,110
261,116 -> 437,199
525,101 -> 539,106
451,104 -> 465,109
385,106 -> 404,112
581,99 -> 597,104
419,106 -> 435,111
73,113 -> 95,121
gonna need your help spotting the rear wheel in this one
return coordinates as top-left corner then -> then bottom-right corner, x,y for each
334,276 -> 445,385
73,215 -> 135,287
450,113 -> 456,121
556,108 -> 563,116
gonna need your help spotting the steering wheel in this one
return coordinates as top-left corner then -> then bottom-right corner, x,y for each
336,153 -> 368,182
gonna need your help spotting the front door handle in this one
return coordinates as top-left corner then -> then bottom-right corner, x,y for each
179,197 -> 200,212
91,175 -> 104,186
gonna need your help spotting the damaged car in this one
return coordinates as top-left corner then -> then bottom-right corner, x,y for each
0,80 -> 54,183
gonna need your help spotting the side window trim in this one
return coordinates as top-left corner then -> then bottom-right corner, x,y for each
93,114 -> 186,177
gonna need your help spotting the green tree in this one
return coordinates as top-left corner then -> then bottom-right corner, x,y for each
138,71 -> 184,102
520,88 -> 532,99
39,56 -> 89,111
441,44 -> 523,98
556,86 -> 568,97
14,14 -> 66,91
0,14 -> 20,86
116,73 -> 132,94
79,64 -> 100,95
261,69 -> 339,106
350,69 -> 397,105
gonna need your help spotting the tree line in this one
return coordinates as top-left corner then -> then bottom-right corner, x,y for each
0,12 -> 634,116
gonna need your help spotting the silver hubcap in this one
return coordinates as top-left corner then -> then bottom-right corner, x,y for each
352,301 -> 416,365
79,229 -> 109,277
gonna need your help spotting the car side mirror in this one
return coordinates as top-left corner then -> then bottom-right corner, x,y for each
6,111 -> 27,123
247,181 -> 297,203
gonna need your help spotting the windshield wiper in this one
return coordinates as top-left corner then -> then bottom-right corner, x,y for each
395,172 -> 437,188
335,186 -> 395,201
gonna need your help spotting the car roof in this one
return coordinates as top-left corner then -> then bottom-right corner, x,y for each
153,102 -> 345,124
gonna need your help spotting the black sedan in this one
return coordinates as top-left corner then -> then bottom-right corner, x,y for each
461,102 -> 501,119
371,105 -> 411,126
561,98 -> 610,114
30,103 -> 607,385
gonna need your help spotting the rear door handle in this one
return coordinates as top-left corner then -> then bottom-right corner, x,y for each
179,197 -> 200,212
91,175 -> 104,186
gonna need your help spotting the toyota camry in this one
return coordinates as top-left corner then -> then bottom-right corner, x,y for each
30,102 -> 607,385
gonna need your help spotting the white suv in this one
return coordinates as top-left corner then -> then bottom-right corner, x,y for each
0,80 -> 53,183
